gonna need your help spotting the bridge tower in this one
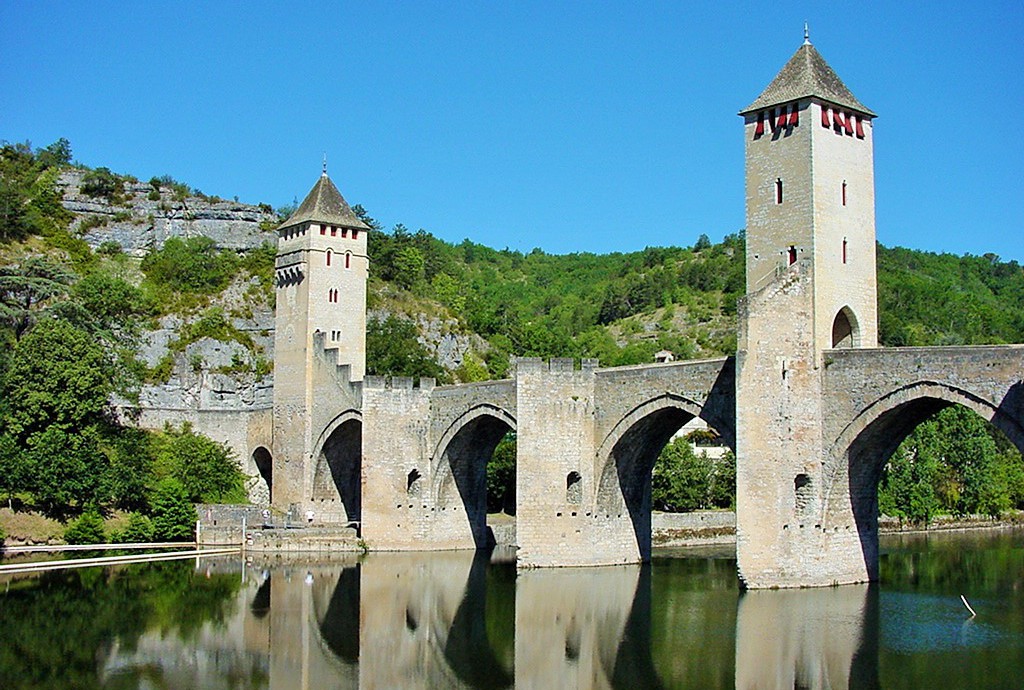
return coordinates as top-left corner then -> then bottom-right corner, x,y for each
736,35 -> 879,587
272,169 -> 370,511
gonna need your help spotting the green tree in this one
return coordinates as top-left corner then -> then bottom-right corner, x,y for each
652,439 -> 713,512
63,508 -> 106,545
79,167 -> 124,201
0,256 -> 74,339
24,426 -> 107,517
393,245 -> 426,289
154,423 -> 245,503
141,236 -> 239,297
0,433 -> 25,508
366,315 -> 447,382
1,317 -> 113,441
72,272 -> 145,332
150,479 -> 196,541
486,434 -> 516,514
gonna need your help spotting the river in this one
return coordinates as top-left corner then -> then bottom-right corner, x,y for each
1,528 -> 1021,688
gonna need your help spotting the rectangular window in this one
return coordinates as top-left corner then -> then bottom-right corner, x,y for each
789,103 -> 798,126
755,111 -> 765,137
352,230 -> 359,240
821,105 -> 830,127
330,227 -> 337,236
842,239 -> 848,264
345,253 -> 351,269
320,226 -> 326,235
788,245 -> 797,265
844,112 -> 854,135
341,228 -> 348,238
855,116 -> 865,139
775,178 -> 783,204
842,181 -> 847,206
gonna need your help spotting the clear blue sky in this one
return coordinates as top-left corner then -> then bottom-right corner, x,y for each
2,2 -> 1021,261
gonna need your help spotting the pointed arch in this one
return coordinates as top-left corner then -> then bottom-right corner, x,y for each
831,306 -> 859,348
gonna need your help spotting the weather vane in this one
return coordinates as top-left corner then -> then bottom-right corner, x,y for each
804,22 -> 810,45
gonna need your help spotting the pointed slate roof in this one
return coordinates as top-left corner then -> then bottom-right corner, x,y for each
740,41 -> 875,117
280,172 -> 370,230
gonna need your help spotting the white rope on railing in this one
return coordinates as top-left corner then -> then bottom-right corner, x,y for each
0,547 -> 240,574
2,542 -> 195,554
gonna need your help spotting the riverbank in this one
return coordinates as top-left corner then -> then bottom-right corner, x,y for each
650,509 -> 1024,548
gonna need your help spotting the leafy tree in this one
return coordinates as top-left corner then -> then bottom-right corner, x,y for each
0,256 -> 74,339
24,426 -> 107,517
366,315 -> 448,382
0,433 -> 25,508
64,509 -> 106,545
652,439 -> 713,512
150,479 -> 196,541
1,317 -> 113,441
141,236 -> 239,297
72,272 -> 146,332
154,423 -> 245,503
79,167 -> 124,201
487,434 -> 516,514
36,138 -> 72,168
102,428 -> 154,512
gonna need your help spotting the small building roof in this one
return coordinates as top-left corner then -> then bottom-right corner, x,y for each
740,41 -> 875,117
280,172 -> 370,231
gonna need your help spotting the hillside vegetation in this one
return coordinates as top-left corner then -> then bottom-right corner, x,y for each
1,138 -> 1023,529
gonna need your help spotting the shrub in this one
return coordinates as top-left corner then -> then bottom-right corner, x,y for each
97,240 -> 123,256
64,509 -> 106,545
150,479 -> 196,541
141,236 -> 238,295
112,513 -> 155,543
79,167 -> 124,202
147,189 -> 161,201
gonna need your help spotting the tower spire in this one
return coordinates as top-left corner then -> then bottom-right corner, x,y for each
322,152 -> 328,176
803,22 -> 810,45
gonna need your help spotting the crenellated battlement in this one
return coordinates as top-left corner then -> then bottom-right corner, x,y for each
513,357 -> 600,375
363,376 -> 436,391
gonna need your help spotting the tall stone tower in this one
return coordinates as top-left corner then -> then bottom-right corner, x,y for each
735,35 -> 879,588
740,33 -> 878,353
272,169 -> 370,510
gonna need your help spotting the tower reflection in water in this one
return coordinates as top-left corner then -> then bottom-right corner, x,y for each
734,585 -> 880,690
99,552 -> 879,688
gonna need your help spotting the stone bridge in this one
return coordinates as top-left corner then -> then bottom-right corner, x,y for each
357,355 -> 736,567
252,38 -> 1024,588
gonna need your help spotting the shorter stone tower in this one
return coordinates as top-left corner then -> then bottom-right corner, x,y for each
272,169 -> 370,511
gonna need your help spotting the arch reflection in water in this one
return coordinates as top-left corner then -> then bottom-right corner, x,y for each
734,584 -> 879,690
357,551 -> 513,689
516,564 -> 664,689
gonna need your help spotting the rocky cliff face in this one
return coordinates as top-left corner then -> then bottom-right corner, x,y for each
57,170 -> 277,256
59,170 -> 485,417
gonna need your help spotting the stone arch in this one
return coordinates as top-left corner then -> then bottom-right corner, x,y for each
311,409 -> 363,524
831,306 -> 859,349
432,404 -> 516,548
821,380 -> 1024,580
595,393 -> 729,561
251,446 -> 273,504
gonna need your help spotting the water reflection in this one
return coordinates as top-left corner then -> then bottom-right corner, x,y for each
735,585 -> 880,690
2,529 -> 1022,688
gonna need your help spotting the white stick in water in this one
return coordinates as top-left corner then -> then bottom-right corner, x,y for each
960,594 -> 977,617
